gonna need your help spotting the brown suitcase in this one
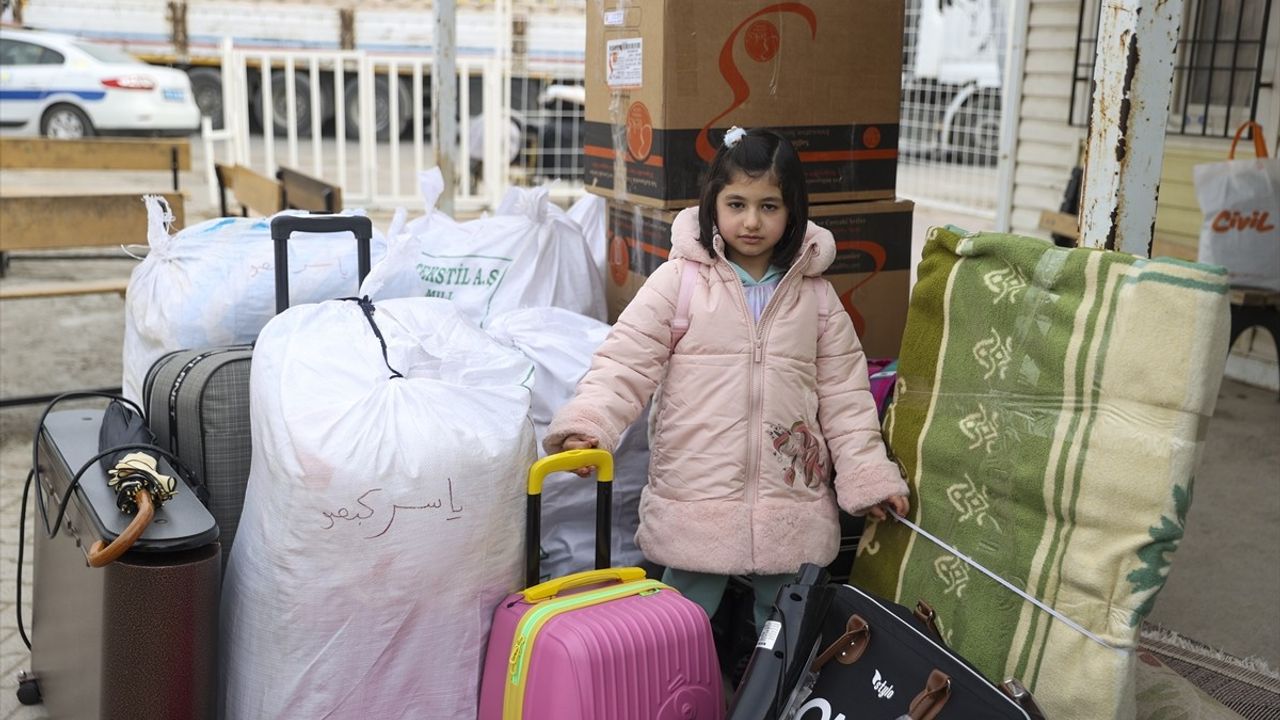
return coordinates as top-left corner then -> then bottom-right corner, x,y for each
18,408 -> 220,719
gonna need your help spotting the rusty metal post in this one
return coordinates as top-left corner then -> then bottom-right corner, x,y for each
434,0 -> 458,216
1078,0 -> 1184,255
167,1 -> 189,61
339,8 -> 355,51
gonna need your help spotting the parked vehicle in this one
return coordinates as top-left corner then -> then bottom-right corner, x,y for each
900,0 -> 1005,165
0,27 -> 200,138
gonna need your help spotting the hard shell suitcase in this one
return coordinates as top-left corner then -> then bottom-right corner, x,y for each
477,449 -> 724,720
141,214 -> 374,571
20,407 -> 221,719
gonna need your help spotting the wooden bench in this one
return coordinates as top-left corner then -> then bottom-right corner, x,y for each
0,137 -> 191,293
215,163 -> 283,217
215,163 -> 343,217
0,277 -> 129,302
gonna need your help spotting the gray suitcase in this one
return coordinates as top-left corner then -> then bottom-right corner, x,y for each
144,345 -> 253,572
141,214 -> 374,571
21,408 -> 221,718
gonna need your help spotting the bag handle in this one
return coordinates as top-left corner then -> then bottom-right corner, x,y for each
525,449 -> 615,587
520,567 -> 646,603
1229,121 -> 1270,159
86,490 -> 155,567
270,213 -> 374,314
811,613 -> 871,671
904,669 -> 952,720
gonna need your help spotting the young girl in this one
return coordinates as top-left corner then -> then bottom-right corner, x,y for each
545,127 -> 909,630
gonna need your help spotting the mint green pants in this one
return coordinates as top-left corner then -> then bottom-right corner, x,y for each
661,568 -> 793,632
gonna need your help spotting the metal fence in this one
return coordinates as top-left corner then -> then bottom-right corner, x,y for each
205,0 -> 1010,218
896,0 -> 1008,218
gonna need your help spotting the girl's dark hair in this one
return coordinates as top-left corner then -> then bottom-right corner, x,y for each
697,127 -> 809,267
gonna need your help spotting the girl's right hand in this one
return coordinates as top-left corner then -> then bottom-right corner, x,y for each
562,434 -> 599,477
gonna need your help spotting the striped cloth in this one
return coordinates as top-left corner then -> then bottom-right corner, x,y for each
851,226 -> 1232,720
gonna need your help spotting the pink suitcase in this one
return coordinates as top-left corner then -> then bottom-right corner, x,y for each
477,449 -> 723,720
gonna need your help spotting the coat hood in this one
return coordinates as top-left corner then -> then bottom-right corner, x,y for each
669,206 -> 836,277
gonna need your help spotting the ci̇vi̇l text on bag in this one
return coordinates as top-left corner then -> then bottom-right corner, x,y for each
1195,120 -> 1280,292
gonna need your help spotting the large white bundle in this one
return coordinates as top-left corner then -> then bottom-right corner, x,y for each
567,192 -> 607,281
220,296 -> 535,720
407,170 -> 606,325
122,198 -> 422,402
486,307 -> 648,581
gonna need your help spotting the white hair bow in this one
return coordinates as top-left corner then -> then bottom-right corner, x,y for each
723,126 -> 747,148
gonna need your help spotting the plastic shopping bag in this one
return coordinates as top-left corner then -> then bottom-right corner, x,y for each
1195,121 -> 1280,291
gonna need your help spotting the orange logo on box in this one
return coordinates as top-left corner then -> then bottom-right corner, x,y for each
695,2 -> 818,162
1212,210 -> 1275,233
834,240 -> 887,337
626,102 -> 654,163
744,20 -> 780,62
863,126 -> 881,149
609,232 -> 631,286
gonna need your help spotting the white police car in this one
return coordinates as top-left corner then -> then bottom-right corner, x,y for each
0,27 -> 199,138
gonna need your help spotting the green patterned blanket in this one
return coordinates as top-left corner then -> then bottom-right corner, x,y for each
852,226 -> 1231,719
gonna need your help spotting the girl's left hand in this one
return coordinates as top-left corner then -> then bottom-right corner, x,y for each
867,495 -> 910,522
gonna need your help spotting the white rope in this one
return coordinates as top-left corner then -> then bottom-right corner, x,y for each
889,510 -> 1124,651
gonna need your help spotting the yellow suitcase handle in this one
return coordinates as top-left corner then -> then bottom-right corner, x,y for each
527,448 -> 613,495
521,567 -> 647,603
525,449 -> 615,588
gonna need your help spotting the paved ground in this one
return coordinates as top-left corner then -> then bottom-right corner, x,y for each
0,146 -> 1276,718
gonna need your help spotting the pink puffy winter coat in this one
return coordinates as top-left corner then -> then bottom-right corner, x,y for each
545,207 -> 908,576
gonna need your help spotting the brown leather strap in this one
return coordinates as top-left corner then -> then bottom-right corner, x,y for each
812,613 -> 870,672
86,489 -> 154,567
906,669 -> 952,720
914,600 -> 943,642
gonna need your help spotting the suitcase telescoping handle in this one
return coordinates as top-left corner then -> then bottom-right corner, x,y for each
525,449 -> 614,588
270,214 -> 374,314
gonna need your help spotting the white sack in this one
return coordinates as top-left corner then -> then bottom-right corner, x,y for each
407,170 -> 606,325
567,192 -> 608,281
122,198 -> 422,402
220,296 -> 535,720
486,307 -> 649,581
1195,145 -> 1280,291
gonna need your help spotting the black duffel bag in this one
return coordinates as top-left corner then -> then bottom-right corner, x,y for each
729,564 -> 1045,720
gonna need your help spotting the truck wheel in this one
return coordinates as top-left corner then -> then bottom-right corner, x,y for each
187,67 -> 224,130
255,70 -> 333,137
344,76 -> 412,141
41,104 -> 94,138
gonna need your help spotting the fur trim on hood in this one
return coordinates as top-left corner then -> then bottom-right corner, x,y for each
668,206 -> 836,277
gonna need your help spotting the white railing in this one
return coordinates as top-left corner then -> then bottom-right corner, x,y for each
208,41 -> 522,213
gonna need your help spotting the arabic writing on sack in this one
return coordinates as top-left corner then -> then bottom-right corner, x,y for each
320,479 -> 464,539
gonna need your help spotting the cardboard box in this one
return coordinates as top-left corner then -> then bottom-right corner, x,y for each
585,1 -> 904,209
605,199 -> 914,357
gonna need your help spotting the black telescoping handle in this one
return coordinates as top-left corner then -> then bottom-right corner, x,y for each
524,450 -> 615,588
270,214 -> 374,314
